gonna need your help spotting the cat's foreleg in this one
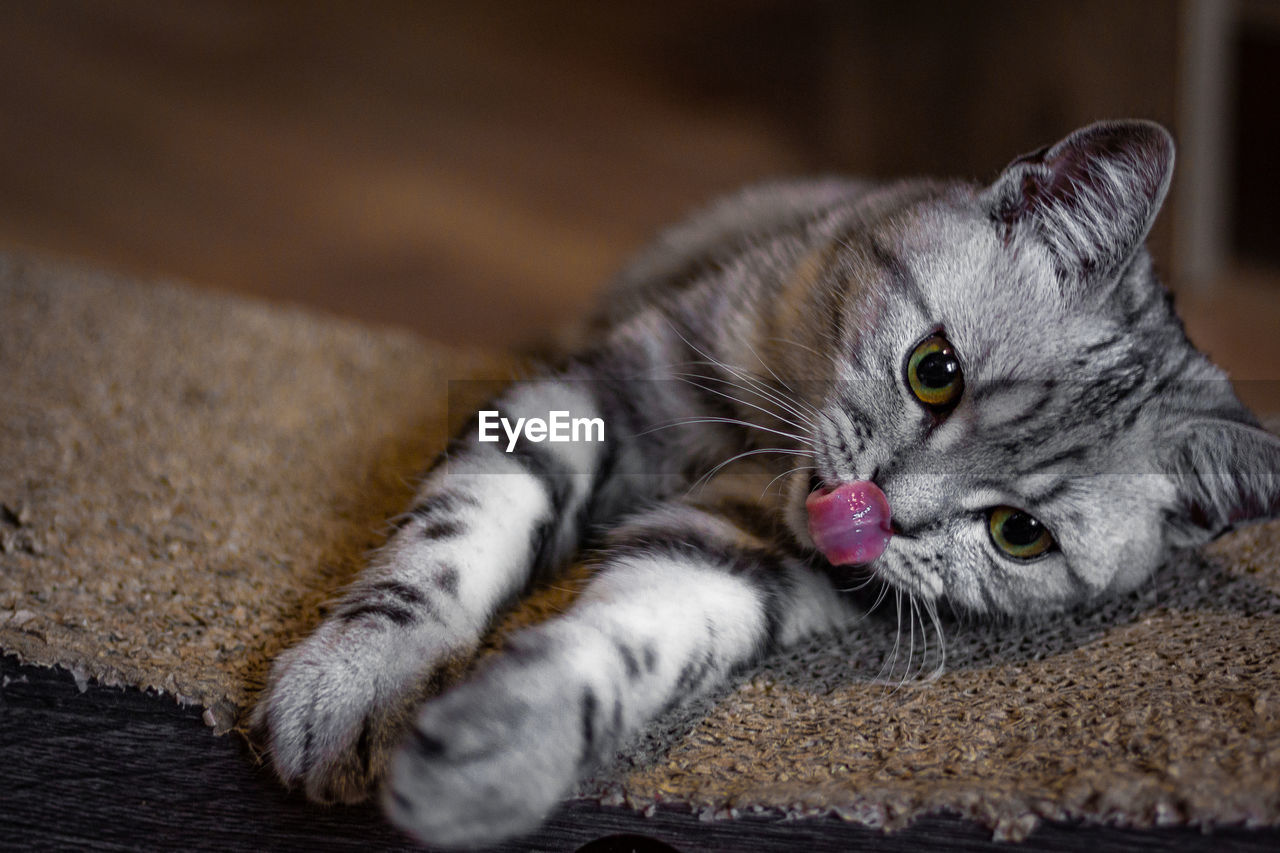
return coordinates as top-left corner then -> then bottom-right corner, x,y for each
251,379 -> 606,803
384,501 -> 851,848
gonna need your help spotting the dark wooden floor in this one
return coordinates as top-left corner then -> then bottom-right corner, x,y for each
3,654 -> 1278,853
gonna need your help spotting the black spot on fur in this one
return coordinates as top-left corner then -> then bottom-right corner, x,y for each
410,727 -> 446,758
390,789 -> 416,814
434,565 -> 460,597
614,640 -> 641,680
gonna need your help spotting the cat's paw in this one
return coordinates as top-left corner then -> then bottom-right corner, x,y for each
382,650 -> 592,848
251,619 -> 428,804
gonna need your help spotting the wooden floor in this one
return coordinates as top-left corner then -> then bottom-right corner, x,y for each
5,654 -> 1279,853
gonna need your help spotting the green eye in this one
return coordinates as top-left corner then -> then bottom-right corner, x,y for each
988,506 -> 1054,559
906,334 -> 964,410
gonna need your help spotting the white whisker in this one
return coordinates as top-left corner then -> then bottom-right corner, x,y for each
668,372 -> 813,433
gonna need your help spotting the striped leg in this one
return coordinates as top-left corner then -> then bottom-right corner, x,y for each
383,499 -> 853,848
251,379 -> 606,803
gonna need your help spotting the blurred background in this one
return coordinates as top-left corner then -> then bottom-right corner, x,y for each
0,0 -> 1276,406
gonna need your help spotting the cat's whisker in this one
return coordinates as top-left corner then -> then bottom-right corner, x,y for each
922,597 -> 947,682
874,589 -> 905,686
764,334 -> 826,363
761,464 -> 816,499
665,360 -> 820,433
737,336 -> 826,421
637,415 -> 816,450
668,371 -> 814,434
685,447 -> 815,497
898,594 -> 919,691
866,575 -> 892,614
661,323 -> 822,428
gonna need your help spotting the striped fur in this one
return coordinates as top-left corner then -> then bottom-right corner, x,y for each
251,121 -> 1280,847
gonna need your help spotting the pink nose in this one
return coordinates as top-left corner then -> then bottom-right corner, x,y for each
805,480 -> 893,566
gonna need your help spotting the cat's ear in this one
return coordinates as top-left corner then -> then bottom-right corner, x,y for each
1166,420 -> 1280,545
985,120 -> 1175,280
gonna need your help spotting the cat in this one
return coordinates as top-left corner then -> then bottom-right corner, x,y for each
251,120 -> 1280,848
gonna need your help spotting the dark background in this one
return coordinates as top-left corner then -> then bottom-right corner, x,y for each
0,0 -> 1275,404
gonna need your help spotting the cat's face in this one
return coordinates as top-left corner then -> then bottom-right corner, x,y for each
779,122 -> 1280,615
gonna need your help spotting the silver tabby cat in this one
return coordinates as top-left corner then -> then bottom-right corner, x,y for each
252,121 -> 1280,847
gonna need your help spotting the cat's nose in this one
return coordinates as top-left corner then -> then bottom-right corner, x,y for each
805,480 -> 893,565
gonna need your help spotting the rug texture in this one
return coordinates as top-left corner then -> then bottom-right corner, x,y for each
2,254 -> 1278,840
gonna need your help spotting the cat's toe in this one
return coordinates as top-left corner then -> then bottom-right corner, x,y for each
382,676 -> 581,848
251,625 -> 412,803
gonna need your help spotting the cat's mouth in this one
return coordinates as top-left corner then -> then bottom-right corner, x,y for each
805,475 -> 893,566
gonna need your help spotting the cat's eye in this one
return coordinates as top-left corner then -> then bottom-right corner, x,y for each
906,334 -> 964,410
988,506 -> 1054,559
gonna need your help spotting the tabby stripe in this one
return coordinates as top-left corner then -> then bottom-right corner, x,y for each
1082,333 -> 1123,354
576,408 -> 620,540
354,715 -> 374,781
394,491 -> 479,531
369,580 -> 427,605
508,443 -> 573,517
1037,445 -> 1091,469
613,639 -> 641,680
419,518 -> 465,540
673,647 -> 718,697
870,238 -> 930,318
579,687 -> 598,768
509,442 -> 577,576
339,601 -> 417,626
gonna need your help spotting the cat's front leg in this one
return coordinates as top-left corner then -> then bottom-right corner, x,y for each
251,380 -> 604,803
384,500 -> 852,848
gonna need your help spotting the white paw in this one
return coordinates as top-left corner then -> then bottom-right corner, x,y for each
382,647 -> 594,848
251,618 -> 434,803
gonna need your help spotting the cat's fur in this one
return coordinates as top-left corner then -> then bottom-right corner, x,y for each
252,121 -> 1280,847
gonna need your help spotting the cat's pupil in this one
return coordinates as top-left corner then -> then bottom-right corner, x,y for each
1000,511 -> 1043,546
916,352 -> 960,389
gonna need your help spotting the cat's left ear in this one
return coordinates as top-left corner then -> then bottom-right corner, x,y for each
1167,420 -> 1280,544
985,120 -> 1175,280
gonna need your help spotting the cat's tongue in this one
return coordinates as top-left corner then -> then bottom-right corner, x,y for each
805,480 -> 892,566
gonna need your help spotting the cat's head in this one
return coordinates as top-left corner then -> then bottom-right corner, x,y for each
780,121 -> 1280,615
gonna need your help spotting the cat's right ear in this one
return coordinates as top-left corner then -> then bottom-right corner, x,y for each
984,120 -> 1175,282
1166,420 -> 1280,545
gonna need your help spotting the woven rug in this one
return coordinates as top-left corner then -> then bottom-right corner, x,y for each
2,254 -> 1278,839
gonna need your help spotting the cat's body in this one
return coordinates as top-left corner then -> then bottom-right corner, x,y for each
252,122 -> 1280,848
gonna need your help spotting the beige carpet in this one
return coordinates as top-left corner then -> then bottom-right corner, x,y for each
2,254 -> 1278,839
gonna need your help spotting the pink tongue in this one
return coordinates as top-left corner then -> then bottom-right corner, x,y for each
805,480 -> 893,566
